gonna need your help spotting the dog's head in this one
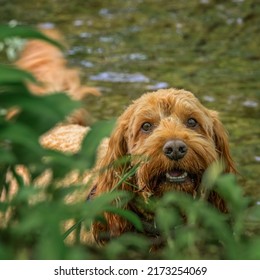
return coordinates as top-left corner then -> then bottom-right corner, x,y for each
92,88 -> 236,239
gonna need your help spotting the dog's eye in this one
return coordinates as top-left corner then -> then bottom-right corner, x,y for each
186,118 -> 198,128
141,122 -> 153,132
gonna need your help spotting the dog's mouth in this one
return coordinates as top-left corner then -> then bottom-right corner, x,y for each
144,168 -> 199,197
165,169 -> 189,183
148,168 -> 198,187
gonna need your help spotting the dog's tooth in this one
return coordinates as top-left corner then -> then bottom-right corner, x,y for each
166,171 -> 188,182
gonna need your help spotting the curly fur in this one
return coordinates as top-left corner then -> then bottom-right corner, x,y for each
90,88 -> 237,242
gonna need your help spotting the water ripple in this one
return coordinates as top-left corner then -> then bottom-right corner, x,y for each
80,60 -> 94,68
242,100 -> 258,108
73,19 -> 84,26
146,82 -> 169,90
128,53 -> 147,61
89,72 -> 150,83
255,156 -> 260,162
203,95 -> 216,102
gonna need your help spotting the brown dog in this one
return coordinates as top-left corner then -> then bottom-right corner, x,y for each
90,88 -> 236,242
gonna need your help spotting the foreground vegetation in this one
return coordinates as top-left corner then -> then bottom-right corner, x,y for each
0,25 -> 260,260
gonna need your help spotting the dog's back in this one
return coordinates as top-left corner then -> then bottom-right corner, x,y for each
15,28 -> 99,99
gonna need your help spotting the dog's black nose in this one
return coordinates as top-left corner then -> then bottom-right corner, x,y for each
163,139 -> 187,160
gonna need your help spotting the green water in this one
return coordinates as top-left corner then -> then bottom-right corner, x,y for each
1,0 -> 259,198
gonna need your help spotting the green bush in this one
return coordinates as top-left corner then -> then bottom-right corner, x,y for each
0,25 -> 260,260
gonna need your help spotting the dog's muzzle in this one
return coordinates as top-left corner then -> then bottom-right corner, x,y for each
163,139 -> 187,161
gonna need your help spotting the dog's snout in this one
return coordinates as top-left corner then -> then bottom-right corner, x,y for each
163,139 -> 187,161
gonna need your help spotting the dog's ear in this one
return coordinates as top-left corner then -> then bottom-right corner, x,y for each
103,116 -> 129,164
209,110 -> 237,173
98,104 -> 135,168
91,105 -> 135,240
206,110 -> 237,213
94,107 -> 133,195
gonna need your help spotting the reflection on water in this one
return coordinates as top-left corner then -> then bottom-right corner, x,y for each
0,0 -> 259,197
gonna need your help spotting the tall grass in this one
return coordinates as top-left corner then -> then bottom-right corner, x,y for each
0,25 -> 260,260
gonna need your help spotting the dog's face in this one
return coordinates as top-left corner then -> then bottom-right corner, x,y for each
125,89 -> 218,196
93,89 -> 236,238
104,88 -> 235,198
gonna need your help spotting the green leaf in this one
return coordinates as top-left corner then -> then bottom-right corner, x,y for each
216,174 -> 249,213
246,205 -> 260,222
0,149 -> 16,164
112,161 -> 140,191
0,123 -> 42,153
63,191 -> 134,239
200,160 -> 225,194
156,207 -> 181,235
104,233 -> 150,259
0,25 -> 63,49
106,206 -> 143,232
86,191 -> 131,214
0,65 -> 35,84
18,94 -> 80,134
40,150 -> 79,179
79,119 -> 115,169
1,92 -> 80,135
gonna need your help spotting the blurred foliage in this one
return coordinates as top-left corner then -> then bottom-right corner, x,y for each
0,25 -> 260,260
